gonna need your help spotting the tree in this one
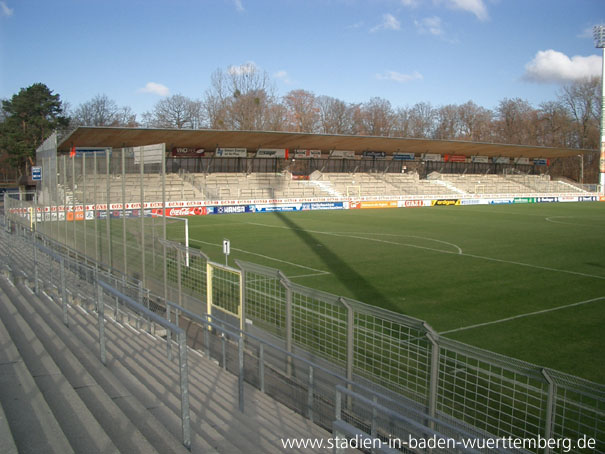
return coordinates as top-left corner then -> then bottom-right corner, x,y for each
142,94 -> 203,129
356,97 -> 395,136
0,83 -> 68,176
72,94 -> 137,127
558,77 -> 600,149
283,89 -> 319,132
457,100 -> 493,142
202,64 -> 277,130
494,98 -> 536,144
316,96 -> 354,134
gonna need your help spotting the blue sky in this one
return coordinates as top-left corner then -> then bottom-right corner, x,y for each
0,0 -> 603,118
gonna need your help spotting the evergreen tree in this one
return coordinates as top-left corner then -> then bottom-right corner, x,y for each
0,83 -> 69,176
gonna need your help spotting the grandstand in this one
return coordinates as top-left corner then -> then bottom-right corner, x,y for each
2,127 -> 602,453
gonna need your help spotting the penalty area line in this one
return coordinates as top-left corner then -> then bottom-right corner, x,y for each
440,296 -> 605,335
188,238 -> 330,276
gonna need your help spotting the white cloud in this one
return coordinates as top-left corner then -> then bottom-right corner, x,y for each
523,49 -> 602,83
401,0 -> 420,7
415,16 -> 444,35
138,82 -> 170,96
0,1 -> 13,17
376,70 -> 423,83
370,13 -> 401,32
234,0 -> 244,13
441,0 -> 488,21
274,70 -> 293,84
228,61 -> 258,76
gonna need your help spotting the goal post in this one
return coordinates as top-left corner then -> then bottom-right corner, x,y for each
206,261 -> 244,332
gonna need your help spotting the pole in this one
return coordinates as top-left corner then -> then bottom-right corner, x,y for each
599,47 -> 605,195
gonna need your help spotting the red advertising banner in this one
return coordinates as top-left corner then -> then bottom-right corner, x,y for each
444,154 -> 466,162
171,147 -> 205,157
151,207 -> 208,217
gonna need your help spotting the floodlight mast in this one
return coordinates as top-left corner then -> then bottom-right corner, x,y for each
595,25 -> 605,194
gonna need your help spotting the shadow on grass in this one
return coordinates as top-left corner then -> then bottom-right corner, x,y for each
274,211 -> 391,308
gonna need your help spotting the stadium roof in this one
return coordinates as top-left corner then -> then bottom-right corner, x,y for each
58,127 -> 591,159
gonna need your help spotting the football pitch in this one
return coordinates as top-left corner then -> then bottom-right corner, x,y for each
173,202 -> 605,384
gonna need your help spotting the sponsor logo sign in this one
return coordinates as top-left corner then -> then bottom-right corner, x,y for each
599,196 -> 605,202
216,148 -> 247,158
514,157 -> 530,165
302,202 -> 344,210
214,205 -> 249,215
533,158 -> 549,166
489,199 -> 513,204
579,196 -> 597,202
392,152 -> 415,161
294,149 -> 322,158
403,200 -> 425,207
350,201 -> 398,209
431,199 -> 460,206
537,197 -> 558,203
514,197 -> 536,203
171,147 -> 205,157
493,157 -> 510,164
256,149 -> 288,158
471,156 -> 489,163
559,196 -> 579,202
362,151 -> 386,159
330,150 -> 355,159
249,204 -> 302,212
444,154 -> 466,163
422,153 -> 441,162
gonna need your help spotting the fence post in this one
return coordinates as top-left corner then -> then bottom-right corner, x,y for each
259,344 -> 265,393
33,229 -> 39,295
96,279 -> 107,366
61,256 -> 68,326
339,297 -> 354,409
177,331 -> 191,451
308,365 -> 314,422
425,323 -> 440,430
542,369 -> 556,454
238,336 -> 245,412
279,271 -> 293,376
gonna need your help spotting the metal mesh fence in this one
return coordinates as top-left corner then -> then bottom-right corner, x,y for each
5,140 -> 603,453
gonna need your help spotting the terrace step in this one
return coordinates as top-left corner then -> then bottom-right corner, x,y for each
0,277 -> 187,454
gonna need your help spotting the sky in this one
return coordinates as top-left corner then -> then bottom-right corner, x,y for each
0,0 -> 603,119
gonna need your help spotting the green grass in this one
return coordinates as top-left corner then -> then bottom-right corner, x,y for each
172,202 -> 605,383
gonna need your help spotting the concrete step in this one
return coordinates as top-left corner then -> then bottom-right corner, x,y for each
86,306 -> 333,453
0,280 -> 118,453
19,280 -> 192,454
0,401 -> 18,454
2,279 -> 185,454
0,287 -> 74,453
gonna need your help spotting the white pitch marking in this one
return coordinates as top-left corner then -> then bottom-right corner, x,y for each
247,222 -> 605,280
545,216 -> 601,227
332,231 -> 463,255
440,296 -> 605,335
188,238 -> 330,276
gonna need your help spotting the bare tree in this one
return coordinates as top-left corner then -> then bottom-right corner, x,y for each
316,96 -> 354,134
142,94 -> 203,129
408,102 -> 436,138
457,101 -> 493,142
495,98 -> 535,144
203,63 -> 277,130
434,104 -> 461,140
558,77 -> 600,149
283,89 -> 319,132
355,97 -> 395,136
72,94 -> 137,127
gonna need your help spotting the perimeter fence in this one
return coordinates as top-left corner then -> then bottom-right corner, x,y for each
4,136 -> 604,453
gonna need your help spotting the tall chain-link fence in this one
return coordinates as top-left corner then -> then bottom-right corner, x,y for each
3,140 -> 603,453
